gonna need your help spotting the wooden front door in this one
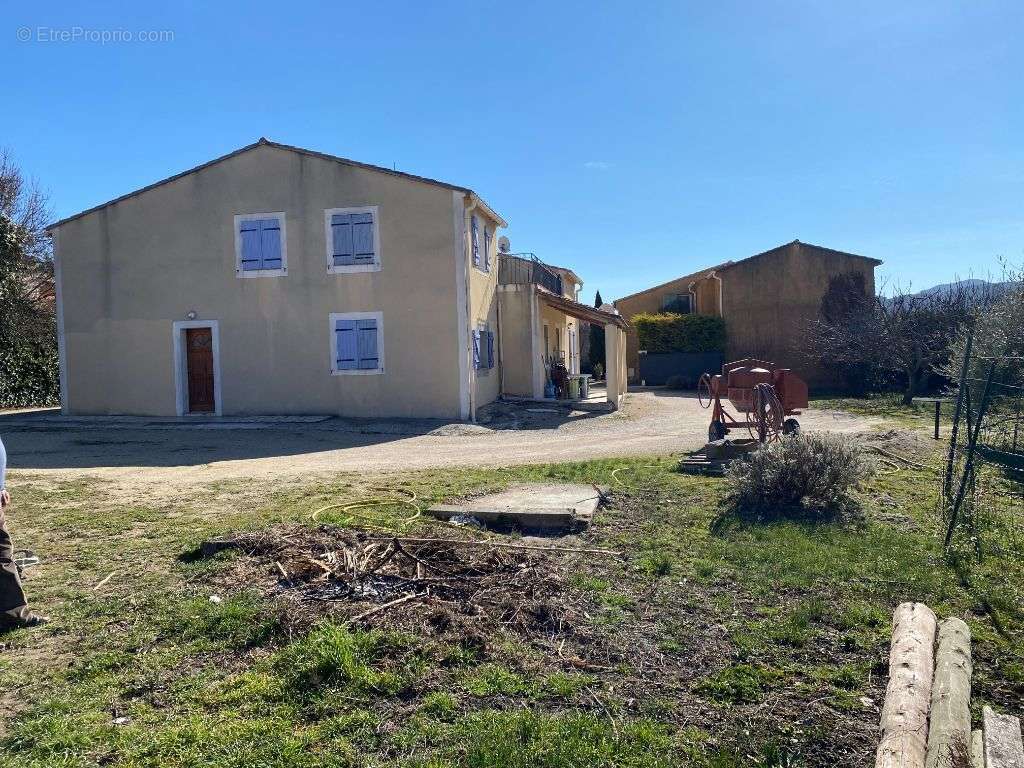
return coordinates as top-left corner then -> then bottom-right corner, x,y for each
185,328 -> 215,413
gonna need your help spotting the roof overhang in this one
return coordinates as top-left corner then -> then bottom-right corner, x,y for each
538,288 -> 629,329
47,137 -> 509,232
465,192 -> 508,228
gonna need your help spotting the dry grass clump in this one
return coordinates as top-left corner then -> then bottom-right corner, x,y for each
725,433 -> 870,521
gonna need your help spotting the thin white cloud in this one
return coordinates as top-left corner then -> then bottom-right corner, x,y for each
583,160 -> 612,170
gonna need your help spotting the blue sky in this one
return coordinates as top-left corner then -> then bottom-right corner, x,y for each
4,1 -> 1022,301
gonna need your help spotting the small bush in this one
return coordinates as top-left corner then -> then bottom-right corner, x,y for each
633,313 -> 726,353
724,433 -> 869,520
664,374 -> 690,390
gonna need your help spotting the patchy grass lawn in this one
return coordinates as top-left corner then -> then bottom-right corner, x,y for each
1,423 -> 1022,766
810,392 -> 955,430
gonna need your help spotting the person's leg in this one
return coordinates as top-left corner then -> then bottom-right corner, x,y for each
0,510 -> 32,624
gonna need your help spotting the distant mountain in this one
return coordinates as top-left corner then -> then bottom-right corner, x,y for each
876,278 -> 1012,309
911,278 -> 1010,300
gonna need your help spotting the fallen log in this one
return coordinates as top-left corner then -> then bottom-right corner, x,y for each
926,617 -> 973,768
876,602 -> 938,768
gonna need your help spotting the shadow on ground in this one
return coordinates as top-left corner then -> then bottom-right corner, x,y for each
0,400 -> 606,470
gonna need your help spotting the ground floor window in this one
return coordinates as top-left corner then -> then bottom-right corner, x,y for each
330,312 -> 384,375
474,323 -> 495,370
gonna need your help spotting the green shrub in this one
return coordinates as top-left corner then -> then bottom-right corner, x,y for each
724,433 -> 869,520
0,325 -> 59,408
664,374 -> 690,389
633,313 -> 725,353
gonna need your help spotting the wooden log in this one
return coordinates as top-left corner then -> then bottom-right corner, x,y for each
876,602 -> 938,768
983,706 -> 1024,768
926,618 -> 973,768
970,730 -> 985,768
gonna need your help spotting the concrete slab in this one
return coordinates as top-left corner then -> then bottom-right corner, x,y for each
985,706 -> 1024,768
427,483 -> 605,531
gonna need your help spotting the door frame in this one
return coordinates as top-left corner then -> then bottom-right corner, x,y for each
172,320 -> 222,416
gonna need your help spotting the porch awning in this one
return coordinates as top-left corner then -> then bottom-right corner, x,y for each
537,288 -> 629,329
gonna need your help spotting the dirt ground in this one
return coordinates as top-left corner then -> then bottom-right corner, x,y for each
0,391 -> 881,499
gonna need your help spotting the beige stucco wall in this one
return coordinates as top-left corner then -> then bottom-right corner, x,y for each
604,324 -> 627,406
54,144 -> 470,418
614,244 -> 878,388
614,270 -> 707,379
720,243 -> 878,387
496,285 -> 537,397
466,208 -> 502,413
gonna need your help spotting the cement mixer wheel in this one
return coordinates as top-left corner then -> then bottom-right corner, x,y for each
697,374 -> 713,408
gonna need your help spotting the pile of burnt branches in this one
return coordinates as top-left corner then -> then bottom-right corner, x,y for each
207,525 -> 616,664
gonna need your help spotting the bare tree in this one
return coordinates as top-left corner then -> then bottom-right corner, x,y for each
0,149 -> 58,407
807,275 -> 974,404
877,286 -> 974,403
0,149 -> 54,310
944,262 -> 1024,389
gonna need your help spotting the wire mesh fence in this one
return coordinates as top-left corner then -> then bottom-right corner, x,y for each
941,332 -> 1024,560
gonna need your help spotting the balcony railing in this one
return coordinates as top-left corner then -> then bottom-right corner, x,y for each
498,253 -> 563,296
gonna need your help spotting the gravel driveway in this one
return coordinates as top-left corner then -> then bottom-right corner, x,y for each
0,391 -> 880,496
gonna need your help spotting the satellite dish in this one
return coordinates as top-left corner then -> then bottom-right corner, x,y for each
498,236 -> 511,253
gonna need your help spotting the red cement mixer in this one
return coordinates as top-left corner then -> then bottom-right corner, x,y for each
697,358 -> 808,443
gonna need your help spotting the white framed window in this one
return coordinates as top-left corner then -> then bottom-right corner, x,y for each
234,212 -> 287,277
330,311 -> 384,375
325,206 -> 381,273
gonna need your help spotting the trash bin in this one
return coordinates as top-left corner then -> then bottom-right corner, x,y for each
567,376 -> 581,400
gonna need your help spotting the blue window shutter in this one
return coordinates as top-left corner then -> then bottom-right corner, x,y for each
486,330 -> 495,369
335,319 -> 358,369
483,228 -> 491,272
356,319 -> 379,370
472,328 -> 481,369
259,219 -> 282,270
352,212 -> 375,264
239,220 -> 262,271
332,214 -> 354,266
471,215 -> 480,266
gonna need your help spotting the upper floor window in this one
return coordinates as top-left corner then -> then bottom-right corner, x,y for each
662,293 -> 692,314
330,312 -> 384,375
235,212 -> 286,277
470,214 -> 481,270
482,226 -> 492,272
326,206 -> 380,273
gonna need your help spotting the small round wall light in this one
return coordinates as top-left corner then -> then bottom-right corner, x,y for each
186,310 -> 198,320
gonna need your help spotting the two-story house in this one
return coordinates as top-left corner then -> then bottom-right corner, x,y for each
48,139 -> 627,420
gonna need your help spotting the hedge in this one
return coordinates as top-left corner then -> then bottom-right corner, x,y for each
633,313 -> 726,354
0,325 -> 60,409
